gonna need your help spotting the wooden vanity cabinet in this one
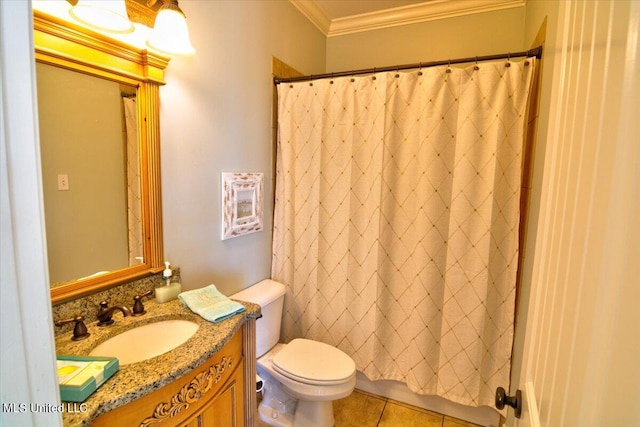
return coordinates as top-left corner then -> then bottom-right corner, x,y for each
93,327 -> 246,427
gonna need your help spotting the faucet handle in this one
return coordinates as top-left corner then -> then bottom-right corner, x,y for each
54,315 -> 90,341
132,290 -> 154,316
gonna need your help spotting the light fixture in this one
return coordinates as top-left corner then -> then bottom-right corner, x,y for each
69,0 -> 134,34
146,0 -> 195,56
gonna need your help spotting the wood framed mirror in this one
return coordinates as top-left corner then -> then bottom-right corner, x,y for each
34,10 -> 169,303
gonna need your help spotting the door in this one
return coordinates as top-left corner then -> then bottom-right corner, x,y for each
511,0 -> 640,426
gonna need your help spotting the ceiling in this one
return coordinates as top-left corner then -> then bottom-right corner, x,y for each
290,0 -> 525,37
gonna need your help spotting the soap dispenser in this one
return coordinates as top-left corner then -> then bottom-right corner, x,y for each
155,261 -> 182,303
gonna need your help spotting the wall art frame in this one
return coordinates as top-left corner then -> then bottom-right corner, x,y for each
221,172 -> 264,240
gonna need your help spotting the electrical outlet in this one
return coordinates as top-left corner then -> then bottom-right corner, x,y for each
57,174 -> 69,191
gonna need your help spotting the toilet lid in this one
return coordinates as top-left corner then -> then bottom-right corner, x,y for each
272,339 -> 356,385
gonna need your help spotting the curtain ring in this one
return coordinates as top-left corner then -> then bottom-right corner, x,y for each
474,56 -> 480,71
330,72 -> 334,84
418,62 -> 423,76
395,65 -> 400,79
350,71 -> 355,83
372,67 -> 377,80
446,59 -> 452,74
506,53 -> 511,67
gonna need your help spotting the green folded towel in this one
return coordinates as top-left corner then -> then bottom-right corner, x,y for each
178,284 -> 245,323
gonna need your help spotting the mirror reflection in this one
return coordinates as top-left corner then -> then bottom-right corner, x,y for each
36,63 -> 144,287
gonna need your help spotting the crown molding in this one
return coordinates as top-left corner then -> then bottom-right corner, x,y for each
290,0 -> 525,37
289,0 -> 332,36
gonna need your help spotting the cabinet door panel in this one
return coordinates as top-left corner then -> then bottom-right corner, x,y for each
184,365 -> 244,427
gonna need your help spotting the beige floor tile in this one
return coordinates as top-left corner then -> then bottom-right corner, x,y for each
256,389 -> 486,427
334,389 -> 387,427
378,400 -> 443,427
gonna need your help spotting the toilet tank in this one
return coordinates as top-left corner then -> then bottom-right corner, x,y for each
230,279 -> 286,358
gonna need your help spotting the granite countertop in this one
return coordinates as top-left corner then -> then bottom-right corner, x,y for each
55,298 -> 260,427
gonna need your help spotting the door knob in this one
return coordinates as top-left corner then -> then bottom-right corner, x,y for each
495,386 -> 522,418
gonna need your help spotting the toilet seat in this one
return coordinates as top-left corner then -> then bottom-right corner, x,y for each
272,339 -> 356,386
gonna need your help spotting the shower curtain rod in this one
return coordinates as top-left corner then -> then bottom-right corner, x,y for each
274,45 -> 542,84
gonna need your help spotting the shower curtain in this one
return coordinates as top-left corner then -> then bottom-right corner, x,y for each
272,58 -> 536,407
122,96 -> 143,266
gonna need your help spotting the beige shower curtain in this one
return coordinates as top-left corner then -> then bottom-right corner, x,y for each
272,58 -> 536,407
123,96 -> 143,266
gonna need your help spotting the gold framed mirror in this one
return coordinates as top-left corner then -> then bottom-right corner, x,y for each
34,10 -> 169,303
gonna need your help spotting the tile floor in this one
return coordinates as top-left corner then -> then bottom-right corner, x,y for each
256,389 -> 485,427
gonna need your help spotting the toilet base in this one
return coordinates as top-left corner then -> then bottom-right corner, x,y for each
258,401 -> 294,427
294,400 -> 334,427
258,373 -> 337,427
258,399 -> 334,427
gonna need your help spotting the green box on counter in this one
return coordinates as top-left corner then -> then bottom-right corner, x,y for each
56,355 -> 119,402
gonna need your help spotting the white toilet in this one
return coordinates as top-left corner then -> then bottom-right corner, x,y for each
231,279 -> 356,427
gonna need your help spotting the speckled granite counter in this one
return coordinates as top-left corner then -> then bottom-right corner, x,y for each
55,298 -> 260,427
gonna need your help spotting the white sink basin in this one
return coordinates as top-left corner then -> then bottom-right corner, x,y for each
89,320 -> 199,365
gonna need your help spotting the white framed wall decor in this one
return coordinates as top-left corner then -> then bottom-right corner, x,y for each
221,172 -> 264,240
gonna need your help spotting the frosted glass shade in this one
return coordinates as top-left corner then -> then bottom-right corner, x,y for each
146,5 -> 195,56
70,0 -> 134,34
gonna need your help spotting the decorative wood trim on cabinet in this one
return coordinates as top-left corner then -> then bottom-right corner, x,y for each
140,356 -> 235,426
92,328 -> 245,427
243,318 -> 257,427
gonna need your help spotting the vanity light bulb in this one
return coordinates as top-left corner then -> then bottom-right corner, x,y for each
70,0 -> 134,34
146,2 -> 195,56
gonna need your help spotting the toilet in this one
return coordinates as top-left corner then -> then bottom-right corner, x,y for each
231,279 -> 356,427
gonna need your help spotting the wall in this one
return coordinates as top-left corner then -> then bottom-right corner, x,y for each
147,2 -> 527,300
326,7 -> 525,72
159,0 -> 326,295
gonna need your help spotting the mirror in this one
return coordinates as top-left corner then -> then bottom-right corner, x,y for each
34,10 -> 169,303
37,63 -> 142,286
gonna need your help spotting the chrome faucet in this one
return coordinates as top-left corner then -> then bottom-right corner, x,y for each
97,301 -> 131,326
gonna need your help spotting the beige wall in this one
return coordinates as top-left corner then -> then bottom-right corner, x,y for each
326,7 -> 526,72
159,2 -> 535,299
159,0 -> 326,295
36,62 -> 129,284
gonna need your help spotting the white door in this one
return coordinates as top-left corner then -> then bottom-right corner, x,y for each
510,0 -> 640,426
0,2 -> 62,427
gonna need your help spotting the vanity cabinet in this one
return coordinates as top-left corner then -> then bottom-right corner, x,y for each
93,329 -> 245,427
